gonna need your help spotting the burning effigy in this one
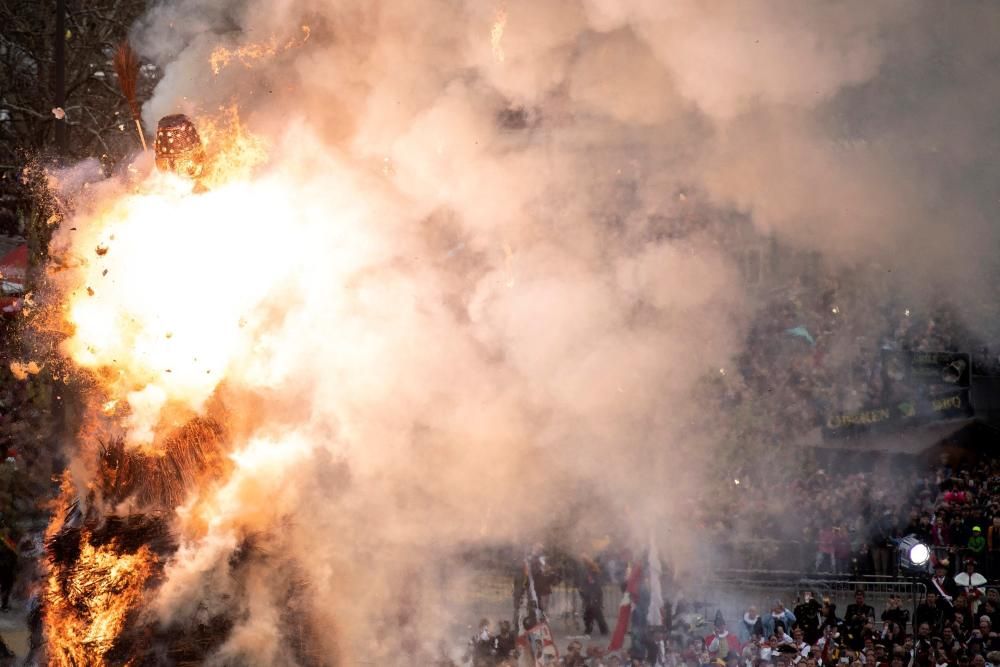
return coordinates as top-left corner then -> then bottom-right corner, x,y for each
32,0 -> 982,664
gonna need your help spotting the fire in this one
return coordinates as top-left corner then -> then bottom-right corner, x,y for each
57,109 -> 271,447
43,84 -> 390,659
209,25 -> 311,75
45,537 -> 157,666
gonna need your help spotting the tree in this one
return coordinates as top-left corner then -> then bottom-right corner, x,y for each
0,0 -> 156,231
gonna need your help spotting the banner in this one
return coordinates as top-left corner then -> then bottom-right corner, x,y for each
883,351 -> 971,390
822,388 -> 973,439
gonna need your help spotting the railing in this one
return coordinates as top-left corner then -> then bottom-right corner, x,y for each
530,576 -> 927,639
703,577 -> 926,640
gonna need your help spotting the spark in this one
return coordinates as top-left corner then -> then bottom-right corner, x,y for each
210,25 -> 311,75
491,9 -> 507,64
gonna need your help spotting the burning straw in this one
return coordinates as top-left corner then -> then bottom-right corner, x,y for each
41,417 -> 236,665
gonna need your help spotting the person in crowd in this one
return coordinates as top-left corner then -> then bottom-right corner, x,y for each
845,590 -> 876,650
795,592 -> 823,645
529,543 -> 555,613
932,562 -> 958,604
816,624 -> 841,664
470,618 -> 494,667
985,590 -> 1000,628
970,528 -> 988,562
882,595 -> 910,631
706,613 -> 742,660
977,616 -> 1000,652
934,516 -> 953,559
577,556 -> 608,637
790,628 -> 811,663
775,624 -> 795,648
956,560 -> 988,613
918,591 -> 949,635
853,543 -> 875,579
741,606 -> 763,644
942,624 -> 964,657
764,601 -> 797,639
834,526 -> 853,575
987,519 -> 1000,580
870,643 -> 888,667
563,639 -> 586,667
880,620 -> 905,650
493,620 -> 517,662
956,610 -> 974,635
871,511 -> 898,576
817,526 -> 836,573
821,598 -> 842,634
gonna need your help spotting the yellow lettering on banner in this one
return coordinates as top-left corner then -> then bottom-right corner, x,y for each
827,408 -> 891,429
932,395 -> 962,412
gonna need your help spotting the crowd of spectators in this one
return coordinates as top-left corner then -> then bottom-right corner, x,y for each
704,445 -> 1000,581
723,267 -> 974,442
460,436 -> 1000,665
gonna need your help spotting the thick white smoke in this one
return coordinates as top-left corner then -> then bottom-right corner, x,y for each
47,0 -> 1000,663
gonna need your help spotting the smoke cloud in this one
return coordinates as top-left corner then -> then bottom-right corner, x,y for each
44,0 -> 1000,663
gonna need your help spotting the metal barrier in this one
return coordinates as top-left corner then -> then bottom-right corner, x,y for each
542,577 -> 926,639
698,577 -> 926,641
710,540 -> 810,573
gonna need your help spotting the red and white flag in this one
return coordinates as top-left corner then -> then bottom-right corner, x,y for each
517,620 -> 559,666
647,535 -> 664,627
608,559 -> 644,651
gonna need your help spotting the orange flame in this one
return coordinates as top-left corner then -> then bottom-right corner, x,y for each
210,25 -> 311,75
43,479 -> 158,666
45,540 -> 156,665
57,108 -> 269,449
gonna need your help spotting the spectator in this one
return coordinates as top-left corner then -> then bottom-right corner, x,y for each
764,601 -> 797,639
794,593 -> 823,644
470,619 -> 493,667
871,511 -> 898,576
529,543 -> 555,613
970,527 -> 988,561
775,624 -> 795,648
577,557 -> 608,637
957,561 -> 988,613
931,562 -> 958,604
740,606 -> 763,644
705,613 -> 741,660
987,520 -> 1000,580
986,590 -> 1000,628
833,527 -> 853,575
845,590 -> 875,650
917,592 -> 948,635
791,628 -> 811,663
563,639 -> 586,667
942,625 -> 964,657
493,620 -> 517,662
816,526 -> 836,573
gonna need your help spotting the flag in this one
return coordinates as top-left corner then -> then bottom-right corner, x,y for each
609,560 -> 644,651
517,620 -> 559,666
785,325 -> 815,346
647,535 -> 664,627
